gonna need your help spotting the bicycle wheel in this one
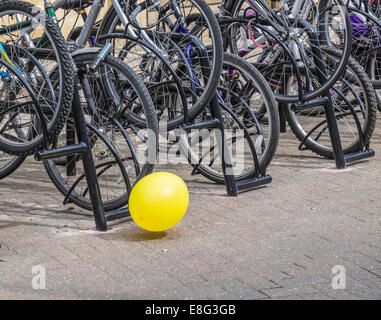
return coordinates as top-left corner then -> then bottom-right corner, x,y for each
43,52 -> 158,211
0,0 -> 74,155
97,0 -> 223,127
285,46 -> 378,158
227,0 -> 352,103
0,153 -> 25,179
179,53 -> 279,184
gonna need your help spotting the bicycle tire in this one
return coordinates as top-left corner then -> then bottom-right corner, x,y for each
181,53 -> 279,184
227,0 -> 353,103
0,154 -> 25,179
285,46 -> 377,158
0,0 -> 74,156
43,52 -> 158,211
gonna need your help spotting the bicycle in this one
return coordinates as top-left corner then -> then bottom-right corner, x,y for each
0,0 -> 160,215
0,0 -> 74,156
0,0 -> 75,178
217,0 -> 377,161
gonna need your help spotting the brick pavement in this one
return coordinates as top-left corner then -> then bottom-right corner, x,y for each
0,115 -> 380,300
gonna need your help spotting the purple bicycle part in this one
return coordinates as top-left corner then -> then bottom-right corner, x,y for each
238,49 -> 251,57
350,14 -> 381,47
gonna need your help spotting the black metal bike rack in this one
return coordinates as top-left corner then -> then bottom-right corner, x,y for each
34,78 -> 131,231
294,22 -> 375,169
173,33 -> 272,197
180,95 -> 273,197
274,21 -> 376,170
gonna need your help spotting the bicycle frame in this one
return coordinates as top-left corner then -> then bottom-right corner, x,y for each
0,42 -> 14,66
52,0 -> 166,53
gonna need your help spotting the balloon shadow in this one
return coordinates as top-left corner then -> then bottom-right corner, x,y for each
99,227 -> 168,242
126,229 -> 168,241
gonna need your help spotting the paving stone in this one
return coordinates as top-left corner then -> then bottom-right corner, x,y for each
211,279 -> 269,299
259,285 -> 319,298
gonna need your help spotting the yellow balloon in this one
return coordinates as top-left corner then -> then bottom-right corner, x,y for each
129,172 -> 189,232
